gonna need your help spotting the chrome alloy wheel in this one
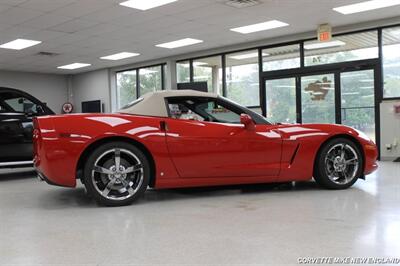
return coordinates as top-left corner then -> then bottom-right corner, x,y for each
324,143 -> 359,185
91,148 -> 144,201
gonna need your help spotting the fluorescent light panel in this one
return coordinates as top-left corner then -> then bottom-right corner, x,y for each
57,63 -> 91,70
230,20 -> 289,34
156,38 -> 203,49
333,0 -> 400,14
0,39 -> 41,50
120,0 -> 177,10
229,52 -> 269,60
100,52 -> 140,60
304,40 -> 346,50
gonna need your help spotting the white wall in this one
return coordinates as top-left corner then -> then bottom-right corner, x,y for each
380,100 -> 400,160
0,70 -> 67,114
71,69 -> 110,113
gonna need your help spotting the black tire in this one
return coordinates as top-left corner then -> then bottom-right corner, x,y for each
314,138 -> 363,190
83,141 -> 150,206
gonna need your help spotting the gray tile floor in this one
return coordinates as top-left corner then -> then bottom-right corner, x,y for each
0,162 -> 399,266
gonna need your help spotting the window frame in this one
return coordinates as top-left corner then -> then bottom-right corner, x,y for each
115,63 -> 167,109
176,23 -> 400,104
165,96 -> 269,125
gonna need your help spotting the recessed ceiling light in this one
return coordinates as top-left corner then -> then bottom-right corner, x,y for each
119,0 -> 177,10
100,52 -> 140,60
333,0 -> 400,14
0,39 -> 41,50
229,52 -> 269,60
304,40 -> 346,50
230,20 -> 289,34
156,38 -> 203,49
57,63 -> 91,70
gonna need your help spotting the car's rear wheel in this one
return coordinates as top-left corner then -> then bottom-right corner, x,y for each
83,141 -> 150,206
314,138 -> 363,189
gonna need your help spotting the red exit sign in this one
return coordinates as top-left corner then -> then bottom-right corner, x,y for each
318,24 -> 332,42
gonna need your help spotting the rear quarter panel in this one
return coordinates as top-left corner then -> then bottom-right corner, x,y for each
34,114 -> 178,187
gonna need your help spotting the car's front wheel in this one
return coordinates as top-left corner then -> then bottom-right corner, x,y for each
314,138 -> 363,189
83,141 -> 150,206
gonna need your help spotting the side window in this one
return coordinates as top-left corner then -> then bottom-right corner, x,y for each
2,93 -> 38,114
196,101 -> 241,123
167,97 -> 241,124
168,102 -> 205,121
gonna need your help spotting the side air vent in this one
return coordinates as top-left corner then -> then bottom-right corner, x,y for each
224,0 -> 261,8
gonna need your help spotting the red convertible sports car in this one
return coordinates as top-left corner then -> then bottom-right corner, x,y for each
34,90 -> 378,206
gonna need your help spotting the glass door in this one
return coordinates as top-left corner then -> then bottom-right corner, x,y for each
301,73 -> 336,124
265,77 -> 297,124
263,70 -> 377,143
340,69 -> 376,142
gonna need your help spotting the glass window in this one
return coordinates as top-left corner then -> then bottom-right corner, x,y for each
382,26 -> 400,98
139,65 -> 162,96
116,70 -> 137,109
225,49 -> 260,107
304,31 -> 378,66
193,56 -> 222,94
177,61 -> 190,83
341,70 -> 376,142
167,97 -> 241,124
265,77 -> 297,124
301,74 -> 336,124
262,44 -> 300,71
1,92 -> 39,114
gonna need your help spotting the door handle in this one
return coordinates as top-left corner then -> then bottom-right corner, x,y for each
160,121 -> 168,131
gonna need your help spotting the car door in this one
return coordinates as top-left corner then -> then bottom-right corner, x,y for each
164,97 -> 282,178
0,90 -> 49,163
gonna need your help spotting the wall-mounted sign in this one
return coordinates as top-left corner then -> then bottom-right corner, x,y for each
318,24 -> 332,42
62,102 -> 73,114
304,77 -> 332,101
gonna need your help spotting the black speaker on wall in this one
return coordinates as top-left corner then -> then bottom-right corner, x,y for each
82,100 -> 101,113
177,82 -> 208,92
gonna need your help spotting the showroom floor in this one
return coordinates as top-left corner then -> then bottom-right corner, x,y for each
0,162 -> 399,265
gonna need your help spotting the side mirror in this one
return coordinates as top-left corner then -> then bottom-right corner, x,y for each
240,113 -> 255,130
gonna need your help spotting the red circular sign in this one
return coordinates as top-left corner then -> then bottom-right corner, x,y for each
62,102 -> 73,114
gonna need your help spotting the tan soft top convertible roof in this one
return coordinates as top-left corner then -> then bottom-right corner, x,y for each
118,90 -> 218,117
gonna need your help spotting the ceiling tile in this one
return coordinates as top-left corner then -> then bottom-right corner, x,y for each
0,7 -> 43,25
18,0 -> 76,12
47,32 -> 89,45
21,13 -> 74,29
84,5 -> 136,23
0,4 -> 12,13
50,0 -> 114,18
0,0 -> 29,6
0,25 -> 39,43
49,18 -> 99,33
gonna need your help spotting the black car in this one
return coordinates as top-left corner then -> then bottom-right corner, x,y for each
0,87 -> 54,168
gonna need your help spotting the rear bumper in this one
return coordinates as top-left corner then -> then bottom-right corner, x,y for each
36,170 -> 68,187
33,116 -> 77,188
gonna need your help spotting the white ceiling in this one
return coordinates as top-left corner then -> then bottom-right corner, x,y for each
0,0 -> 399,74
